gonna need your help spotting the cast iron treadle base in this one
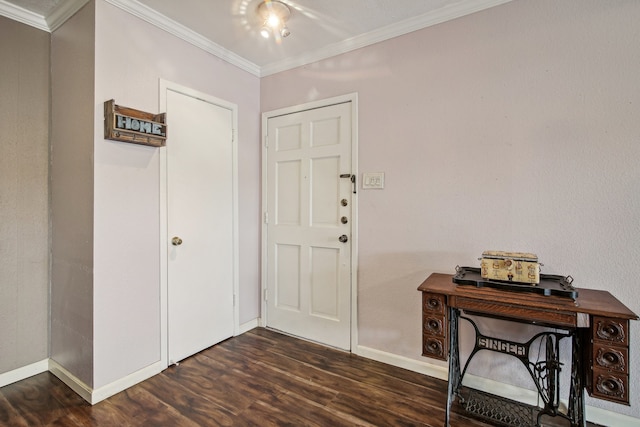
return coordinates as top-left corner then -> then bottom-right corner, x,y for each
462,388 -> 537,427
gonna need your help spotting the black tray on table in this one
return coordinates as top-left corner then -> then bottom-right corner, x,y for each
452,266 -> 578,299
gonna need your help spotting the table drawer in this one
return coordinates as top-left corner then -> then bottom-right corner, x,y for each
593,344 -> 628,374
423,292 -> 446,315
423,335 -> 447,360
594,316 -> 628,346
423,314 -> 446,337
455,297 -> 577,327
591,369 -> 629,404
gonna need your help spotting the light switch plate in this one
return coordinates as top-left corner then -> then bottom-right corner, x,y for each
362,172 -> 385,189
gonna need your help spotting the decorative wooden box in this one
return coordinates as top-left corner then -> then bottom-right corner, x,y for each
480,250 -> 540,285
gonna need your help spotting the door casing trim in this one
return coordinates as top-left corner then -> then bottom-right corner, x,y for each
261,93 -> 359,351
158,79 -> 240,369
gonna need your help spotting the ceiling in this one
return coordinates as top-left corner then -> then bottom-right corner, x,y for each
0,0 -> 512,76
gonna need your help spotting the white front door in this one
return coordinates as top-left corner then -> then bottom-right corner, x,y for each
164,87 -> 237,364
264,100 -> 354,350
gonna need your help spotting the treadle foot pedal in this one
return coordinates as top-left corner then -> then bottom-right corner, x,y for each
463,388 -> 537,427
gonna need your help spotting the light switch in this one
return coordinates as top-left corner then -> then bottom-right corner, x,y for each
362,172 -> 385,189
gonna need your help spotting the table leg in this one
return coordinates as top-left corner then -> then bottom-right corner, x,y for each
568,329 -> 586,427
445,307 -> 460,427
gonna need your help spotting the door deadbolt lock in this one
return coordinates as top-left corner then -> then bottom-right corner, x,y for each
341,216 -> 349,224
341,199 -> 348,206
171,236 -> 183,246
339,234 -> 348,243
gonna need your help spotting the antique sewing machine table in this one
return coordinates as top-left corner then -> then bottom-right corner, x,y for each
417,273 -> 638,427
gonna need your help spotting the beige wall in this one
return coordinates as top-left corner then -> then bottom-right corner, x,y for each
0,16 -> 50,375
50,2 -> 96,387
261,0 -> 640,419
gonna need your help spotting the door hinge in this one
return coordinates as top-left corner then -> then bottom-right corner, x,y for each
264,212 -> 269,224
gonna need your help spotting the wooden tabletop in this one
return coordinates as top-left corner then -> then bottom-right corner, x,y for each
418,273 -> 638,321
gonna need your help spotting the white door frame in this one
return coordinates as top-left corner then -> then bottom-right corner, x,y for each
261,93 -> 359,351
159,79 -> 240,369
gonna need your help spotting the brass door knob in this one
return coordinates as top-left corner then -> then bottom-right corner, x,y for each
171,236 -> 183,246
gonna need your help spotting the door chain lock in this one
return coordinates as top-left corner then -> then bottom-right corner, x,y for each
340,173 -> 357,194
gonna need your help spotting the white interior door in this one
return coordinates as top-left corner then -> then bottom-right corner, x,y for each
265,101 -> 353,350
166,88 -> 236,364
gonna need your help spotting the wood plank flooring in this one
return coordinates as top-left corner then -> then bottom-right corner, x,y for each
0,328 -> 595,426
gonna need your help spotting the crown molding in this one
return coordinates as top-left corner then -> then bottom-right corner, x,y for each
259,0 -> 513,76
104,0 -> 261,77
1,0 -> 512,77
47,0 -> 89,32
106,0 -> 512,77
0,0 -> 88,32
0,0 -> 48,30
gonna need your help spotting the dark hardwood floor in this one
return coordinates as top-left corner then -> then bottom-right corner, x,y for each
0,328 -> 596,426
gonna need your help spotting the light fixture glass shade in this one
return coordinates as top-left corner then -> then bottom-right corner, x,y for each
257,1 -> 291,39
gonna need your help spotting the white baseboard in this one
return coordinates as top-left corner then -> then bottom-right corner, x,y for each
49,359 -> 163,405
48,359 -> 93,402
88,320 -> 259,403
356,345 -> 448,381
239,318 -> 260,335
0,359 -> 48,388
90,361 -> 163,404
586,405 -> 640,427
356,345 -> 640,427
3,320 -> 263,404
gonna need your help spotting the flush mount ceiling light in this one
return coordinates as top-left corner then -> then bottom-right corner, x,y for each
257,0 -> 291,40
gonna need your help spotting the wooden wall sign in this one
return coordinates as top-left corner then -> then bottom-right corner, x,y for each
104,99 -> 167,147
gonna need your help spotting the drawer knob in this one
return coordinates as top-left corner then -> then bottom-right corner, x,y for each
425,318 -> 442,334
428,298 -> 441,309
424,338 -> 444,357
